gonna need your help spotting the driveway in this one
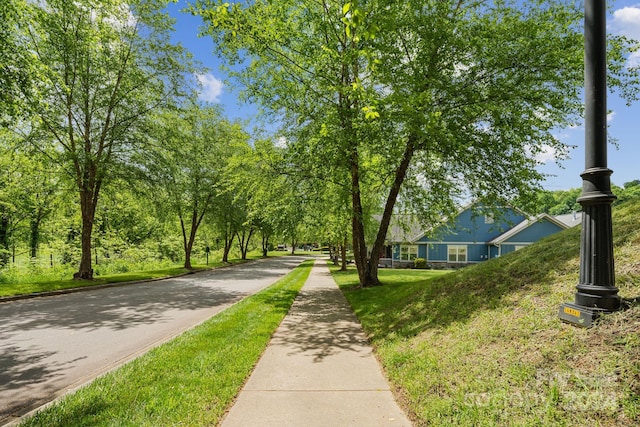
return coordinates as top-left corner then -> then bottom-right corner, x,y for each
0,256 -> 308,425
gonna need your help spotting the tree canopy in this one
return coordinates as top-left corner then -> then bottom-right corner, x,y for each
194,0 -> 640,286
2,1 -> 639,285
137,102 -> 249,268
18,0 -> 193,279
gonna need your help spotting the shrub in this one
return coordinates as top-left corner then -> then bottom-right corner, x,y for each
414,258 -> 427,269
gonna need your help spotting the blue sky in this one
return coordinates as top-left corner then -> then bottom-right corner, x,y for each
166,1 -> 640,191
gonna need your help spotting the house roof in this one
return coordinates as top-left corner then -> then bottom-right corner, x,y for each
377,215 -> 423,243
488,213 -> 569,245
409,202 -> 531,243
381,202 -> 532,244
553,212 -> 582,228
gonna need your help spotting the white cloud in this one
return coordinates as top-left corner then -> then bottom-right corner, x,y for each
608,111 -> 616,123
628,51 -> 640,68
195,73 -> 224,103
532,144 -> 557,164
611,6 -> 640,68
89,3 -> 137,31
612,6 -> 640,40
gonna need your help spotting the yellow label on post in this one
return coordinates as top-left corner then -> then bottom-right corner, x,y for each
564,307 -> 581,317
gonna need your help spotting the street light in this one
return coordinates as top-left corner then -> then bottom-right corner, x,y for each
559,0 -> 621,327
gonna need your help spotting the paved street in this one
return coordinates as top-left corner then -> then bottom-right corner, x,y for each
0,256 -> 308,425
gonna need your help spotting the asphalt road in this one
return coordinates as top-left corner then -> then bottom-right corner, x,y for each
0,256 -> 309,425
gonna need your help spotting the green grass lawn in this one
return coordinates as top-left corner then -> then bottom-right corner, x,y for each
0,266 -> 199,298
332,199 -> 640,426
19,259 -> 313,427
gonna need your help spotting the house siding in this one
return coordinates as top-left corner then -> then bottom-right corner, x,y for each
503,219 -> 563,243
500,244 -> 525,256
417,207 -> 526,244
489,245 -> 500,259
494,219 -> 564,257
386,205 -> 570,268
427,244 -> 447,261
414,207 -> 526,263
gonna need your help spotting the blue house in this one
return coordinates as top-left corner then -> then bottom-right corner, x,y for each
381,205 -> 578,268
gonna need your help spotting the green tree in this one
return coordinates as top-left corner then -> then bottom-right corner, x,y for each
19,0 -> 191,279
315,177 -> 352,271
0,0 -> 34,120
616,180 -> 640,204
207,124 -> 257,261
237,140 -> 280,258
224,161 -> 256,261
18,153 -> 61,259
211,189 -> 244,263
92,180 -> 163,263
0,150 -> 19,266
196,0 -> 639,287
241,139 -> 312,257
0,130 -> 58,264
139,103 -> 247,269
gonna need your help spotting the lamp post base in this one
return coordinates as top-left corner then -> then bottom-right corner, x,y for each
558,302 -> 611,328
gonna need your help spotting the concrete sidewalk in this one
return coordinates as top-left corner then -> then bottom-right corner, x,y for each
221,261 -> 412,426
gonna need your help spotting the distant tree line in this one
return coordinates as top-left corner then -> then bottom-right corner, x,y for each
519,180 -> 640,215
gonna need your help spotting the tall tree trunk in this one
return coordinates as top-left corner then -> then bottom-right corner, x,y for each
184,246 -> 193,269
236,228 -> 254,260
0,208 -> 9,267
182,221 -> 193,270
366,139 -> 417,283
349,136 -> 417,287
341,51 -> 378,286
245,229 -> 254,258
75,185 -> 98,280
261,232 -> 269,257
30,218 -> 41,259
350,142 -> 379,287
222,222 -> 233,262
222,235 -> 232,262
340,235 -> 347,271
181,214 -> 194,270
181,203 -> 209,270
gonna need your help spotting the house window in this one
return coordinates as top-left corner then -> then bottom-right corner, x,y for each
400,245 -> 418,261
448,245 -> 467,262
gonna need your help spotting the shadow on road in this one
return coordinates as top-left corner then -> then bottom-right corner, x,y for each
0,257 -> 308,334
0,345 -> 72,392
1,282 -> 246,334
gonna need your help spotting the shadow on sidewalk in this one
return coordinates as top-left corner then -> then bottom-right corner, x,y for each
269,283 -> 372,363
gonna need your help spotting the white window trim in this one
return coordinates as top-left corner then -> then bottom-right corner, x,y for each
400,244 -> 418,261
447,244 -> 468,262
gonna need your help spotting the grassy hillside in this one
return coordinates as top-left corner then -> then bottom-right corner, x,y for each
333,199 -> 640,426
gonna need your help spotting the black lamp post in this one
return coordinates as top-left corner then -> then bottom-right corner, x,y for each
559,0 -> 621,327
